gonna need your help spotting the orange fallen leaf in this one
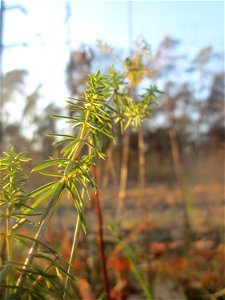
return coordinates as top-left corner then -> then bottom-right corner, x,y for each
73,258 -> 83,272
170,257 -> 186,271
150,242 -> 167,255
61,239 -> 71,259
77,278 -> 94,300
109,256 -> 131,272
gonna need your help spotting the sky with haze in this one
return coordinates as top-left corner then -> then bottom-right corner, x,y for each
2,0 -> 224,108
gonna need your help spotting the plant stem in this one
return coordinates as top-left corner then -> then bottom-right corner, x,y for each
138,127 -> 146,188
6,208 -> 12,262
63,214 -> 80,299
0,236 -> 6,265
16,182 -> 65,288
62,107 -> 92,297
110,228 -> 153,300
116,129 -> 130,224
6,206 -> 12,296
92,165 -> 111,300
6,168 -> 15,296
71,109 -> 90,162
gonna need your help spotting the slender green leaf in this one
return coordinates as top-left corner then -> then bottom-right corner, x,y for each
28,181 -> 57,198
0,264 -> 13,284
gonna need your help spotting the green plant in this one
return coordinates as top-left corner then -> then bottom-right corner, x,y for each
0,71 -> 114,298
0,147 -> 31,298
0,68 -> 159,299
0,148 -> 75,299
102,56 -> 161,221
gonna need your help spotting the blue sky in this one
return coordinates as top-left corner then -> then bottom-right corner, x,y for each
3,0 -> 224,109
69,1 -> 224,50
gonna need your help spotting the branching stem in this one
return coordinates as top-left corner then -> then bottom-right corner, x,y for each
71,109 -> 90,162
16,99 -> 94,289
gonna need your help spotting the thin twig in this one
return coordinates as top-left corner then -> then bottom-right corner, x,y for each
63,215 -> 80,299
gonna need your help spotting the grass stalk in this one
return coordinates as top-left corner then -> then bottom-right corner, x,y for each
110,226 -> 153,300
63,214 -> 81,299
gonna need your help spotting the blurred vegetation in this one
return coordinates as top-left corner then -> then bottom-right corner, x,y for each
1,36 -> 224,185
1,31 -> 224,300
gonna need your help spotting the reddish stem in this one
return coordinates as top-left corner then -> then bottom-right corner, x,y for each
92,165 -> 111,300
